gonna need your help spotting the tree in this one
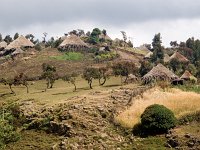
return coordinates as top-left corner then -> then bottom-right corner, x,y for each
187,64 -> 197,75
86,31 -> 91,37
97,66 -> 110,86
89,28 -> 101,44
170,41 -> 178,48
151,33 -> 164,63
69,30 -> 78,36
139,61 -> 153,77
0,34 -> 2,42
112,61 -> 138,84
0,73 -> 29,94
77,29 -> 85,37
120,31 -> 127,43
102,29 -> 107,36
127,40 -> 133,47
42,32 -> 48,43
169,58 -> 183,74
42,63 -> 57,89
186,37 -> 195,49
82,67 -> 99,89
4,35 -> 12,44
62,72 -> 78,91
25,34 -> 35,43
14,33 -> 19,40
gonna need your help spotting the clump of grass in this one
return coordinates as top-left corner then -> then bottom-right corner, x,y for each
115,87 -> 200,128
176,84 -> 200,93
51,52 -> 84,61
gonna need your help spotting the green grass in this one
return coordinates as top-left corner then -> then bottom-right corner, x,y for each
5,130 -> 60,150
0,76 -> 133,106
126,136 -> 167,150
176,84 -> 200,93
50,52 -> 84,61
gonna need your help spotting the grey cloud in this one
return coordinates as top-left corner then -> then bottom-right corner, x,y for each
1,0 -> 200,34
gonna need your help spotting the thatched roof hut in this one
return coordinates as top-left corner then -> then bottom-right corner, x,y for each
144,51 -> 153,59
164,54 -> 170,63
169,51 -> 189,63
11,48 -> 24,56
142,63 -> 178,84
0,41 -> 7,49
99,34 -> 112,41
5,35 -> 34,50
180,70 -> 197,81
59,34 -> 89,51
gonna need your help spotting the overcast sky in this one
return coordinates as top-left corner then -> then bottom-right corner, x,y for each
1,0 -> 200,46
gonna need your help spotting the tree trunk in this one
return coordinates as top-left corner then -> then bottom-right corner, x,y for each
100,77 -> 106,86
9,84 -> 15,94
73,83 -> 77,92
89,80 -> 93,89
124,76 -> 128,84
120,76 -> 123,85
25,85 -> 29,93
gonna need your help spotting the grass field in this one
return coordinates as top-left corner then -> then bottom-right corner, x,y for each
116,87 -> 200,128
0,76 -> 123,106
50,52 -> 84,61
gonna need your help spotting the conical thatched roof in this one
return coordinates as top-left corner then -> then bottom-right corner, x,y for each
170,51 -> 189,63
99,34 -> 112,41
11,48 -> 24,56
59,34 -> 88,48
180,70 -> 194,79
144,51 -> 153,58
164,54 -> 170,63
5,35 -> 34,50
0,41 -> 7,49
142,63 -> 178,83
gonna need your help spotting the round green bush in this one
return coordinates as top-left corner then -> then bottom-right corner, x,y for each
141,104 -> 176,134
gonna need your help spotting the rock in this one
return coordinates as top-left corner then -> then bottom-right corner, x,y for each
164,143 -> 172,148
187,141 -> 195,147
50,121 -> 71,136
167,138 -> 179,148
165,134 -> 172,139
185,133 -> 191,138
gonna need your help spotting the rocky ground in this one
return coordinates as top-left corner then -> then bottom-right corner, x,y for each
18,86 -> 150,149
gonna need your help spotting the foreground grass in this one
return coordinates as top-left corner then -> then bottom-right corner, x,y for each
116,87 -> 200,128
5,130 -> 60,150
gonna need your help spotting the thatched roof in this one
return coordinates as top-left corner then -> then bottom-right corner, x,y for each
6,35 -> 34,50
11,48 -> 24,56
142,63 -> 178,83
0,41 -> 7,49
170,51 -> 189,63
59,34 -> 88,48
144,51 -> 153,58
164,54 -> 170,63
180,70 -> 195,80
99,34 -> 112,41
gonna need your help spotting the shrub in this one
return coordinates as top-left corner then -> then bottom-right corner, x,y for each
141,104 -> 176,134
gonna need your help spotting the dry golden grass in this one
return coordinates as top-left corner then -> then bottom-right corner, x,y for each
116,87 -> 200,128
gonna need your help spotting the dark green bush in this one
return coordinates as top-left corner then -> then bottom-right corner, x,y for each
141,104 -> 176,134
